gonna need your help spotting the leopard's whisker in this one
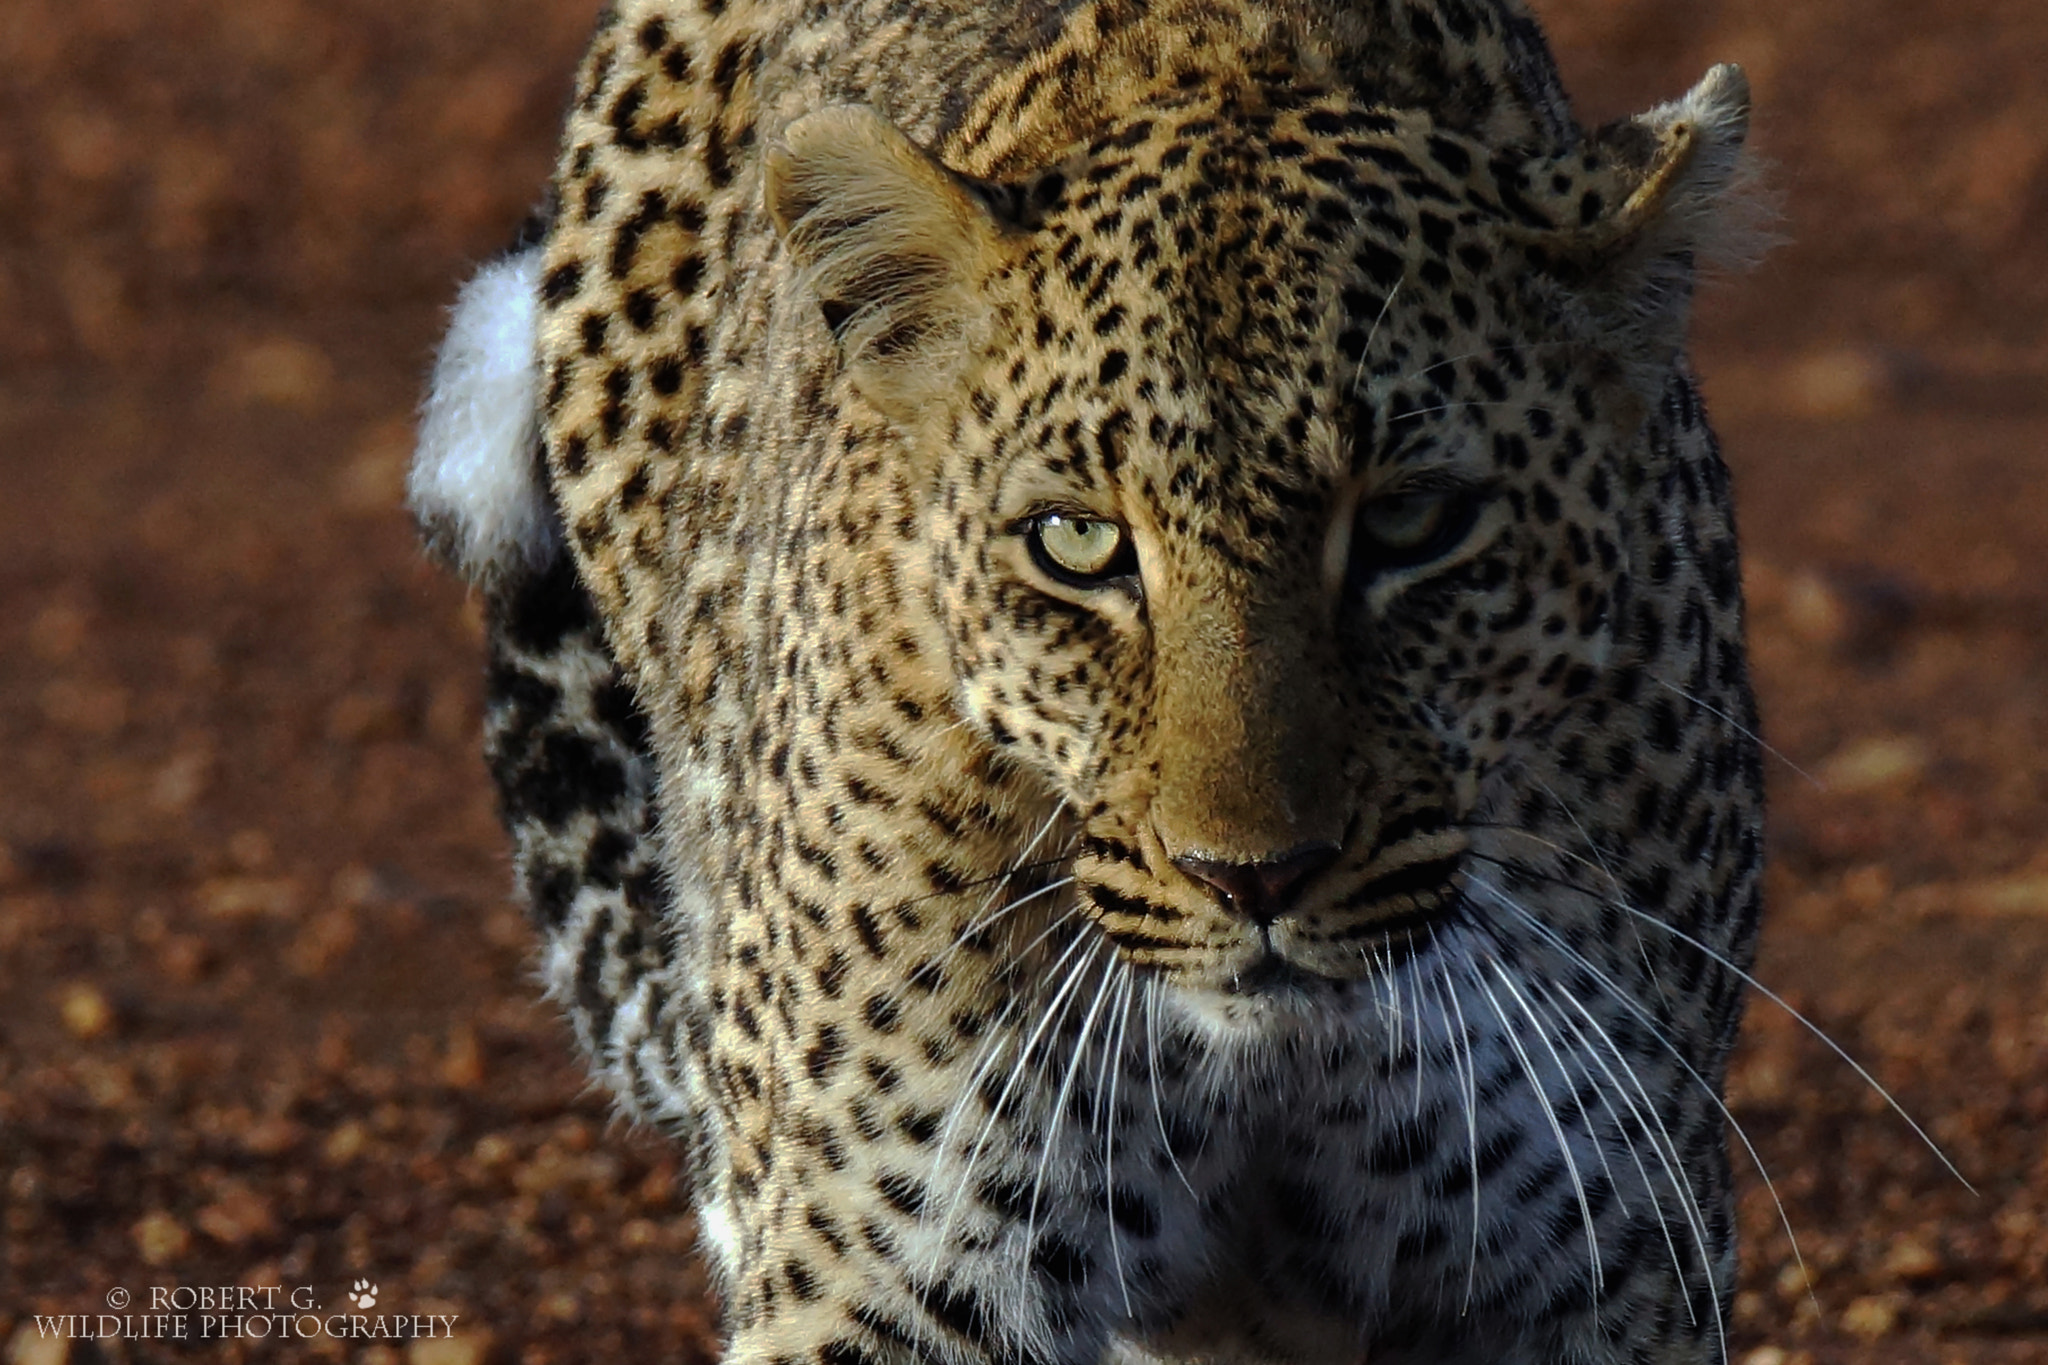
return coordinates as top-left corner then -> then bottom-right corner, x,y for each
1652,676 -> 1822,789
882,855 -> 1076,923
1497,912 -> 1732,1352
923,988 -> 1034,1276
1346,274 -> 1407,397
1499,961 -> 1622,1219
1101,966 -> 1139,1319
1025,946 -> 1122,1254
1142,977 -> 1198,1198
1385,338 -> 1581,387
1465,841 -> 1971,1190
943,918 -> 1099,1255
1386,397 -> 1532,423
920,874 -> 1079,986
1367,939 -> 1400,1059
1474,959 -> 1605,1300
1473,873 -> 1797,1344
1521,768 -> 1675,1014
1617,885 -> 1970,1190
1405,937 -> 1429,1119
1521,972 -> 1704,1329
1490,960 -> 1628,1218
992,805 -> 1076,916
1423,941 -> 1484,1311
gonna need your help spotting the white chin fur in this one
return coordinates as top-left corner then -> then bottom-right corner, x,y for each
410,247 -> 557,582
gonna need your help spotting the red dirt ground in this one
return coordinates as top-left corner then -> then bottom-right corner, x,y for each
2,1 -> 2045,1362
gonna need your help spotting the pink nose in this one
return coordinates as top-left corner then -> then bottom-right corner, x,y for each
1171,843 -> 1338,925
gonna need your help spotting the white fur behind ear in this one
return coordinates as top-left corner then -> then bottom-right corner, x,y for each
410,247 -> 557,583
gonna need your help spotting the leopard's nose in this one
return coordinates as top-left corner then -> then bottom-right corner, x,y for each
1171,843 -> 1339,925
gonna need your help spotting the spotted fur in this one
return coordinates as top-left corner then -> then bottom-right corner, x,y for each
418,1 -> 1765,1361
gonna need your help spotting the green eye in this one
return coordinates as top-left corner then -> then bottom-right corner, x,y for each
1350,489 -> 1481,579
1027,514 -> 1137,587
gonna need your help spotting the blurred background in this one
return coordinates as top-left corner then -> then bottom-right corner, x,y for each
1,0 -> 2044,1361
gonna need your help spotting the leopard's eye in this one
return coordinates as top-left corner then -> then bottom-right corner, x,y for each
1351,489 -> 1480,575
1027,514 -> 1137,587
1358,493 -> 1449,553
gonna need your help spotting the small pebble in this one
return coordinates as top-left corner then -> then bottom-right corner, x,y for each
1884,1234 -> 1942,1280
197,875 -> 301,919
1839,1294 -> 1901,1339
441,1024 -> 485,1089
324,1119 -> 370,1163
6,1326 -> 70,1365
1820,736 -> 1928,794
408,1333 -> 491,1365
132,1209 -> 191,1266
59,982 -> 114,1039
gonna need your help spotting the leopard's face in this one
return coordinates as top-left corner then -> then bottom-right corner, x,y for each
763,70 -> 1751,1025
914,103 -> 1660,1009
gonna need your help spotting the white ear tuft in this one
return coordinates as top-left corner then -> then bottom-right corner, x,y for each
1524,64 -> 1772,393
410,247 -> 559,584
1615,63 -> 1770,274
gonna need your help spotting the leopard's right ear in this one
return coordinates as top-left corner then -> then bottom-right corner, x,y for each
766,106 -> 1017,425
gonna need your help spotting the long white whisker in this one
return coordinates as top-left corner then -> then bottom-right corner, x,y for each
1619,890 -> 1971,1192
1387,339 -> 1577,386
1026,947 -> 1121,1249
922,988 -> 1032,1273
1387,397 -> 1530,423
1102,966 -> 1137,1318
996,884 -> 1090,966
1475,842 -> 1971,1193
1423,940 -> 1483,1310
1375,940 -> 1404,1060
1490,961 -> 1627,1216
1472,874 -> 1798,1340
1143,978 -> 1198,1197
1348,275 -> 1407,394
1405,938 -> 1429,1119
1476,960 -> 1603,1299
928,913 -> 1094,1264
1652,677 -> 1822,789
924,875 -> 1078,981
1523,769 -> 1674,1015
972,804 -> 1067,928
946,922 -> 1100,1249
1522,972 -> 1702,1330
1506,927 -> 1732,1354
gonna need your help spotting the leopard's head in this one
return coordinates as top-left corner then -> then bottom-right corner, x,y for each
769,65 -> 1759,1022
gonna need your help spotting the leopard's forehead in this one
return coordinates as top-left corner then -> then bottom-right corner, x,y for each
976,94 -> 1582,541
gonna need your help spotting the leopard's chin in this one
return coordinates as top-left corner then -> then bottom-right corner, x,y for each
1265,901 -> 1454,979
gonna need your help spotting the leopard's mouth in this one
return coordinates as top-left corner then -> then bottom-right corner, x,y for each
1069,835 -> 1469,986
1194,875 -> 1464,1004
1260,902 -> 1456,984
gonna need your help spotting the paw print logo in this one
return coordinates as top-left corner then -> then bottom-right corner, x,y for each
348,1280 -> 378,1309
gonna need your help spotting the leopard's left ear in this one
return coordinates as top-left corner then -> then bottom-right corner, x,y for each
1527,64 -> 1769,385
766,106 -> 1017,426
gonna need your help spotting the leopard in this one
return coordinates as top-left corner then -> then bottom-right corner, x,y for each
408,0 -> 1768,1360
